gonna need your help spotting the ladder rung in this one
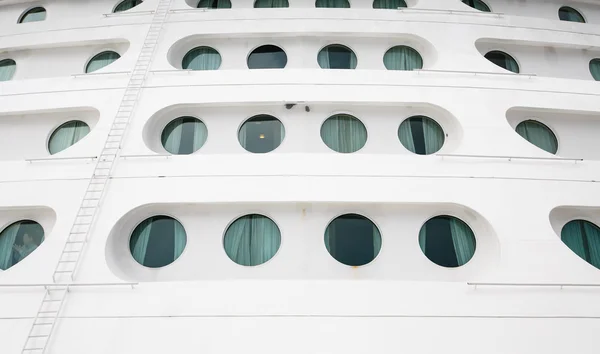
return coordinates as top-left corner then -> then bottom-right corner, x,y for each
43,299 -> 62,302
58,260 -> 77,263
38,311 -> 58,314
66,241 -> 85,244
27,335 -> 50,338
62,250 -> 80,254
54,271 -> 72,274
23,348 -> 45,351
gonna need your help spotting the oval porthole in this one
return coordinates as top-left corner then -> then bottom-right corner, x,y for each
247,45 -> 287,69
373,0 -> 407,9
316,0 -> 350,8
0,220 -> 44,270
161,117 -> 208,155
561,219 -> 600,269
48,121 -> 91,155
320,114 -> 367,153
590,58 -> 600,81
484,51 -> 519,73
384,46 -> 423,71
515,120 -> 558,154
398,116 -> 445,155
86,51 -> 121,73
182,46 -> 221,71
0,59 -> 16,82
197,0 -> 231,8
419,215 -> 476,268
254,0 -> 289,7
461,0 -> 490,12
324,214 -> 382,266
18,7 -> 46,23
238,115 -> 285,153
129,216 -> 187,268
114,0 -> 143,13
318,45 -> 357,69
559,6 -> 585,23
223,214 -> 281,266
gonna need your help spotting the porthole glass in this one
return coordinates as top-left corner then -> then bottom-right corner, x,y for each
318,45 -> 357,69
325,214 -> 381,266
516,120 -> 558,154
182,47 -> 221,70
461,0 -> 490,12
197,0 -> 231,8
247,45 -> 287,69
316,0 -> 350,8
19,7 -> 46,23
373,0 -> 407,9
419,215 -> 476,268
0,220 -> 44,270
0,59 -> 16,82
559,6 -> 585,23
254,0 -> 289,7
114,0 -> 143,13
384,46 -> 423,71
48,121 -> 90,155
321,114 -> 367,153
86,51 -> 121,73
161,117 -> 208,155
238,115 -> 285,153
129,216 -> 187,268
590,59 -> 600,81
398,116 -> 444,155
561,220 -> 600,269
484,51 -> 519,73
224,214 -> 281,266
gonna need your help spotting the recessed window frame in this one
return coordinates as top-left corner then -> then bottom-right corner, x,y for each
320,112 -> 368,153
128,214 -> 187,269
237,114 -> 286,153
47,120 -> 91,155
317,44 -> 358,70
113,0 -> 144,13
0,219 -> 45,271
515,119 -> 559,155
222,213 -> 282,267
418,214 -> 477,268
484,50 -> 520,73
247,44 -> 288,69
558,6 -> 586,23
18,7 -> 47,24
85,50 -> 121,74
324,212 -> 383,267
0,59 -> 17,82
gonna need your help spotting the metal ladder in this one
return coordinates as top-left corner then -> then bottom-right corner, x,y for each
21,1 -> 172,352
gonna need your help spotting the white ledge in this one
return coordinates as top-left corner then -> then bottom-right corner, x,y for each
437,153 -> 583,163
416,69 -> 536,78
468,282 -> 600,288
25,156 -> 98,163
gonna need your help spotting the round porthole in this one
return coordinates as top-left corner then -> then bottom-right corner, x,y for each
461,0 -> 490,12
320,114 -> 367,153
129,216 -> 187,268
561,219 -> 600,269
161,117 -> 208,155
18,7 -> 46,23
197,0 -> 231,8
238,115 -> 285,153
316,0 -> 350,8
419,215 -> 476,268
254,0 -> 289,8
324,214 -> 382,267
590,58 -> 600,81
318,45 -> 357,69
48,120 -> 90,155
515,120 -> 558,154
247,45 -> 287,69
0,220 -> 44,270
86,51 -> 121,73
398,116 -> 445,155
559,6 -> 585,23
223,214 -> 281,266
484,51 -> 519,73
114,0 -> 143,13
373,0 -> 407,9
384,46 -> 423,71
0,59 -> 16,82
182,46 -> 221,70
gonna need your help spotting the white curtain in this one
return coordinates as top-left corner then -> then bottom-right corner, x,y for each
320,115 -> 367,153
316,0 -> 350,8
131,219 -> 153,265
384,46 -> 423,71
254,0 -> 289,7
449,218 -> 476,266
0,223 -> 20,270
224,215 -> 281,266
197,0 -> 231,8
398,119 -> 416,152
20,7 -> 46,23
182,47 -> 221,70
173,220 -> 187,260
516,120 -> 558,154
49,121 -> 90,155
590,59 -> 600,81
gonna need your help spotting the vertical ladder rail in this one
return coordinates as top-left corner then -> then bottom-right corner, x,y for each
21,1 -> 173,353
